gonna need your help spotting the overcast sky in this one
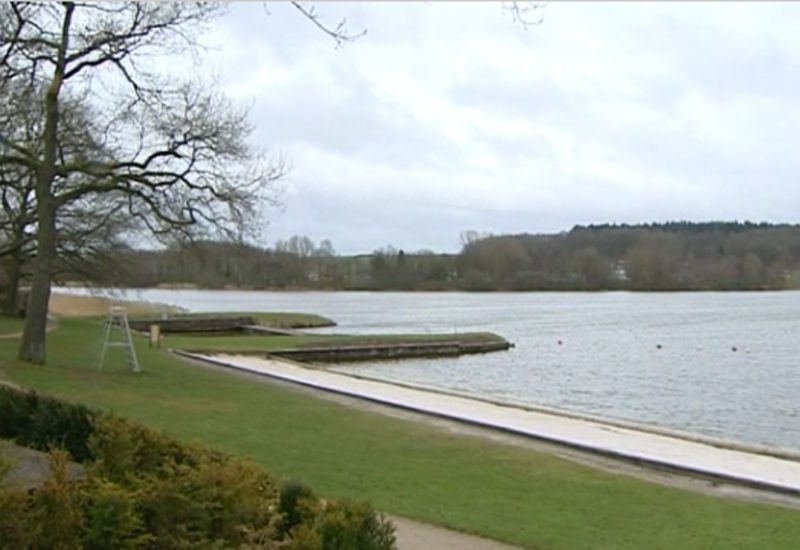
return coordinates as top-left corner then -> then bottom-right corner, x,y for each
203,2 -> 800,254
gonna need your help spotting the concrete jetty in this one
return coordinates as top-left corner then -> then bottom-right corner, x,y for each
180,334 -> 513,362
239,325 -> 305,336
180,352 -> 800,497
265,338 -> 513,362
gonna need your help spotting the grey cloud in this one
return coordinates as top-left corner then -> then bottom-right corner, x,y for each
266,186 -> 474,254
472,130 -> 558,167
218,3 -> 800,253
249,68 -> 460,172
610,8 -> 800,105
448,73 -> 575,125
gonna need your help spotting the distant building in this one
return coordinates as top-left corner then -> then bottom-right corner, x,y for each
613,260 -> 629,282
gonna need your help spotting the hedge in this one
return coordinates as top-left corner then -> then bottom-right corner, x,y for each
0,386 -> 395,549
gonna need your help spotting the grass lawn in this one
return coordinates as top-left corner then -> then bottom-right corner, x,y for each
2,317 -> 798,549
0,315 -> 24,335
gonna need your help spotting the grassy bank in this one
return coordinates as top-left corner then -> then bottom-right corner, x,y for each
0,316 -> 23,335
1,318 -> 799,549
137,310 -> 336,329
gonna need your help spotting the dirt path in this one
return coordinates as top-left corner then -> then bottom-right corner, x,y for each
389,515 -> 523,550
0,441 -> 85,490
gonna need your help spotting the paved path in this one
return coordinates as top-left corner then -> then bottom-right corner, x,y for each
388,515 -> 522,550
0,441 -> 85,490
184,352 -> 800,496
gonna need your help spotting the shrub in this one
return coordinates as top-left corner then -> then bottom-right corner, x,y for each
81,478 -> 150,550
316,499 -> 396,550
29,449 -> 85,550
0,387 -> 95,462
279,482 -> 396,550
0,485 -> 29,548
87,414 -> 199,483
1,388 -> 395,549
278,481 -> 319,538
0,455 -> 11,480
89,414 -> 280,548
283,523 -> 322,550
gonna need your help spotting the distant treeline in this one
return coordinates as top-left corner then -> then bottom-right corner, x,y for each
89,222 -> 800,291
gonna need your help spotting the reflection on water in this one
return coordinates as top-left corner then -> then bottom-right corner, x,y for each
58,288 -> 800,451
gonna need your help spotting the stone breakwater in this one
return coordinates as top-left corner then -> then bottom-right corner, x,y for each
180,335 -> 514,363
267,338 -> 513,362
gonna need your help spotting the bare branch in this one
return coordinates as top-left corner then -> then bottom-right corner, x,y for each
291,1 -> 367,48
503,1 -> 548,30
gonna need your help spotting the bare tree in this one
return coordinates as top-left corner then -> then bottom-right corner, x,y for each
316,239 -> 335,257
276,235 -> 317,258
289,1 -> 367,48
0,173 -> 35,315
0,77 -> 44,315
0,2 -> 284,363
0,77 -> 141,314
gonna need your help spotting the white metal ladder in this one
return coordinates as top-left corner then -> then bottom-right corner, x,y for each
98,306 -> 140,372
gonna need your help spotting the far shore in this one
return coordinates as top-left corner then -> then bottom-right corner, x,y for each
54,283 -> 800,293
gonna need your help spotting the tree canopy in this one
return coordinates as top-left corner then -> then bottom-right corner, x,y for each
0,2 -> 283,363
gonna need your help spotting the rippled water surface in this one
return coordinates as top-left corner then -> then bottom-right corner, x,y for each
61,288 -> 800,451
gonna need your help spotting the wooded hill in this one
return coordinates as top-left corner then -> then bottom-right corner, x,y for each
68,222 -> 800,291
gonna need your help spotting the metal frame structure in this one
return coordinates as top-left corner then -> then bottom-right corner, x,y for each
98,306 -> 140,372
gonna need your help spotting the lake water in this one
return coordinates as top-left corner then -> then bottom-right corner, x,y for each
59,288 -> 800,451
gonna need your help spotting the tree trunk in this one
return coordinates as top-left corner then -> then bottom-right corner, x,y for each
18,200 -> 56,363
17,3 -> 73,364
17,94 -> 59,364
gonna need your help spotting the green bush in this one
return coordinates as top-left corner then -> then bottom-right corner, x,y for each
0,387 -> 95,462
278,481 -> 319,538
88,414 -> 280,548
278,482 -> 396,550
82,478 -> 149,550
0,387 -> 395,549
317,499 -> 396,550
0,485 -> 28,548
87,414 -> 199,482
29,450 -> 85,550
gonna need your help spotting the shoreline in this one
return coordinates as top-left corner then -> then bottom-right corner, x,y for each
324,368 -> 800,463
46,289 -> 800,472
178,350 -> 800,501
55,285 -> 800,294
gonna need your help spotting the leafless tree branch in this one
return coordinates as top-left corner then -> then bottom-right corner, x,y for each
503,1 -> 548,30
290,1 -> 367,48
